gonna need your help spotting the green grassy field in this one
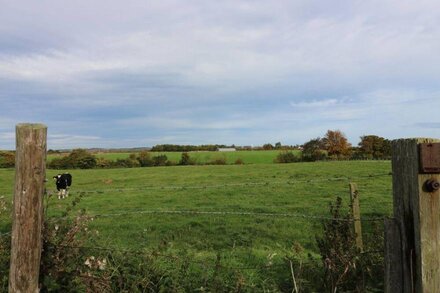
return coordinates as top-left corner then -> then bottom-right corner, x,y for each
0,161 -> 391,261
47,150 -> 300,164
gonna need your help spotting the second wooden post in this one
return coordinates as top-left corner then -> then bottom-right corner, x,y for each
349,183 -> 363,252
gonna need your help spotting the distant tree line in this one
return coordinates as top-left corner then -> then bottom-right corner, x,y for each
151,144 -> 232,152
275,131 -> 391,163
46,150 -> 241,169
151,143 -> 301,152
260,142 -> 301,150
0,131 -> 392,169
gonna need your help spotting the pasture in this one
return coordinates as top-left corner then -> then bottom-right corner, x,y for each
47,150 -> 301,165
0,160 -> 392,290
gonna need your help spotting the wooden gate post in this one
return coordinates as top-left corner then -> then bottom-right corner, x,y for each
349,183 -> 363,251
9,123 -> 47,293
386,138 -> 440,293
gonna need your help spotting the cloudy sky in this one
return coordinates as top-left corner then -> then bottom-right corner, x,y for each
1,0 -> 440,149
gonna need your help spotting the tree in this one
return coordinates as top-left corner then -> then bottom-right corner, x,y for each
358,135 -> 391,159
263,143 -> 274,150
302,137 -> 327,161
323,130 -> 351,159
275,142 -> 282,149
275,151 -> 299,163
179,152 -> 194,165
137,151 -> 153,167
152,155 -> 168,166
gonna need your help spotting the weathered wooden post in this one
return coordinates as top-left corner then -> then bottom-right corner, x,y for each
9,123 -> 47,293
349,183 -> 363,251
385,138 -> 440,293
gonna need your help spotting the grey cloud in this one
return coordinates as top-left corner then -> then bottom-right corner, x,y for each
1,0 -> 440,148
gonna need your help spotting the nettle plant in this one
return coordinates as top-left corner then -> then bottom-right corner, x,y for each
316,196 -> 384,293
0,196 -> 11,291
39,192 -> 107,292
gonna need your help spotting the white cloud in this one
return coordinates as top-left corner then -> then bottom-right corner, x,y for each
117,116 -> 259,130
48,134 -> 102,149
290,99 -> 340,108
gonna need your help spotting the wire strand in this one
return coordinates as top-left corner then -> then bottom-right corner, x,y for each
84,209 -> 387,222
67,173 -> 391,194
0,231 -> 11,238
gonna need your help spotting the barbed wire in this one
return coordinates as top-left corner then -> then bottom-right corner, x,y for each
0,173 -> 392,227
0,173 -> 392,197
51,173 -> 392,195
84,209 -> 387,222
361,250 -> 383,254
0,194 -> 394,216
0,231 -> 11,238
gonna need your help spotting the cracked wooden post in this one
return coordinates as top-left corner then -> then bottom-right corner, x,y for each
386,138 -> 440,293
349,183 -> 363,251
9,123 -> 47,293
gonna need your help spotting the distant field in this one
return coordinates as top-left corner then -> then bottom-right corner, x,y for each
47,150 -> 301,164
0,161 -> 392,267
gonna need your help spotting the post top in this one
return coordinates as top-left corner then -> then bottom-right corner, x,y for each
392,138 -> 440,144
16,123 -> 47,130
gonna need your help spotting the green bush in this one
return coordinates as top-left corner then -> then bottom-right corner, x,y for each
48,149 -> 97,169
179,152 -> 195,165
274,151 -> 300,163
234,158 -> 244,165
316,197 -> 384,292
208,155 -> 227,165
112,157 -> 141,168
39,193 -> 107,292
136,151 -> 154,167
152,155 -> 168,166
302,150 -> 328,162
0,196 -> 11,291
0,233 -> 10,291
95,157 -> 112,168
0,151 -> 15,168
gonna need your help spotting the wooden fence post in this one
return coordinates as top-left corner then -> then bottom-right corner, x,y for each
349,183 -> 363,251
384,217 -> 403,293
9,123 -> 47,293
386,138 -> 440,292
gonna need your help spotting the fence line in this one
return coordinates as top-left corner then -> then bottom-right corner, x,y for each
76,173 -> 390,193
0,173 -> 392,197
53,173 -> 393,195
1,191 -> 395,211
72,208 -> 387,222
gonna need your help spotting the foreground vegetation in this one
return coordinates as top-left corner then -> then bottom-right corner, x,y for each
0,161 -> 391,291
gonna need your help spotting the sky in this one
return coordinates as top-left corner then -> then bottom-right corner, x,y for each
1,0 -> 440,149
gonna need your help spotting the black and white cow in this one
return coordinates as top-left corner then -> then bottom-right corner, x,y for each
53,173 -> 72,199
